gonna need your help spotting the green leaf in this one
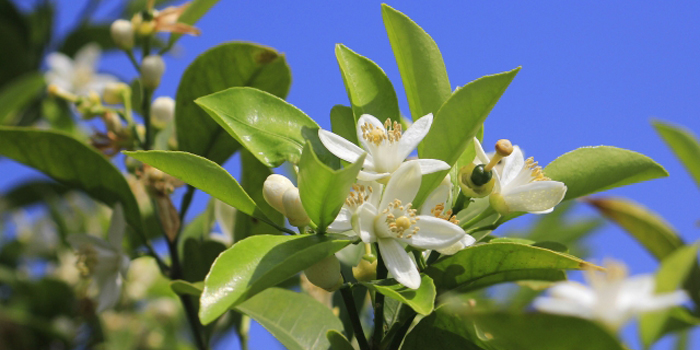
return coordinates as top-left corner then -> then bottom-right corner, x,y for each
176,42 -> 291,164
414,68 -> 520,207
640,244 -> 699,349
361,275 -> 435,315
400,307 -> 486,350
298,142 -> 365,232
237,149 -> 284,228
177,204 -> 216,258
199,234 -> 353,324
58,25 -> 114,57
326,330 -> 355,350
544,146 -> 668,200
170,280 -> 204,296
0,127 -> 144,244
653,120 -> 700,189
335,44 -> 400,124
166,0 -> 220,49
235,288 -> 345,350
195,87 -> 322,167
330,105 -> 358,145
381,4 -> 451,120
425,242 -> 596,293
0,73 -> 44,125
0,180 -> 70,211
124,150 -> 265,221
182,239 -> 226,283
586,197 -> 683,260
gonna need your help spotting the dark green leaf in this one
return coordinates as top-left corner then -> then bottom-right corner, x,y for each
326,330 -> 354,350
0,73 -> 44,126
361,275 -> 435,315
330,105 -> 358,145
182,238 -> 226,283
0,180 -> 69,211
59,25 -> 114,57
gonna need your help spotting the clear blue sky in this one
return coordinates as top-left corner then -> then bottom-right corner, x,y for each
4,1 -> 700,349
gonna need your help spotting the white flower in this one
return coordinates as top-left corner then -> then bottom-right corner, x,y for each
354,162 -> 467,289
45,43 -> 117,96
67,204 -> 130,312
420,174 -> 475,255
318,114 -> 449,181
533,260 -> 688,331
327,180 -> 382,234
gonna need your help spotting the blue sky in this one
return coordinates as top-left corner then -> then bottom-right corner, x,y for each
4,1 -> 700,349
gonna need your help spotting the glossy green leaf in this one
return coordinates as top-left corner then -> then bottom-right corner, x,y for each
298,142 -> 365,232
0,127 -> 144,241
195,87 -> 322,167
199,234 -> 354,324
425,242 -> 596,293
336,44 -> 400,124
236,288 -> 345,350
170,280 -> 204,296
640,244 -> 699,349
182,239 -> 226,283
0,73 -> 44,125
382,4 -> 451,120
400,307 -> 486,350
361,275 -> 435,315
415,68 -> 520,207
330,105 -> 358,145
124,150 -> 266,221
587,197 -> 683,260
166,0 -> 220,47
653,120 -> 700,189
177,42 -> 291,164
326,330 -> 355,350
544,146 -> 668,200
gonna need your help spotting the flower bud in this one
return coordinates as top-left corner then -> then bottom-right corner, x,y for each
458,163 -> 495,198
110,19 -> 134,50
304,255 -> 342,292
282,187 -> 310,227
151,97 -> 175,129
141,55 -> 165,89
352,258 -> 377,282
131,12 -> 156,37
262,174 -> 295,215
103,82 -> 130,105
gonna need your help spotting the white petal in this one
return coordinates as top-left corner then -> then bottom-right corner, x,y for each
437,235 -> 476,255
396,113 -> 433,161
408,159 -> 450,175
94,272 -> 121,312
548,282 -> 597,307
399,216 -> 465,250
318,129 -> 372,167
379,162 -> 422,210
501,146 -> 525,186
327,207 -> 353,232
215,200 -> 236,240
75,43 -> 101,69
67,234 -> 115,256
533,296 -> 594,320
355,203 -> 378,243
107,204 -> 126,249
472,138 -> 490,164
357,170 -> 390,182
420,175 -> 452,216
356,114 -> 385,151
638,291 -> 689,312
378,238 -> 421,289
501,181 -> 567,213
86,74 -> 118,94
46,52 -> 74,77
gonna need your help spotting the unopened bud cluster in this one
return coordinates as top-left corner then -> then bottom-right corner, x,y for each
263,174 -> 310,227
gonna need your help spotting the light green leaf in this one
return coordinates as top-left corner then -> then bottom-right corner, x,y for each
326,330 -> 355,350
195,87 -> 323,167
425,242 -> 596,293
0,127 -> 144,244
236,288 -> 345,350
176,42 -> 291,164
640,244 -> 699,349
124,150 -> 265,221
653,120 -> 700,190
381,4 -> 451,120
335,44 -> 400,124
361,275 -> 435,315
544,146 -> 668,200
166,0 -> 220,48
298,142 -> 365,232
586,197 -> 683,260
414,68 -> 520,207
199,234 -> 354,324
170,280 -> 204,296
330,105 -> 358,145
0,73 -> 44,125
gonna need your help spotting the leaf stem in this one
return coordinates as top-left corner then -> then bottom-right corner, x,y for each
372,245 -> 387,349
339,277 -> 370,350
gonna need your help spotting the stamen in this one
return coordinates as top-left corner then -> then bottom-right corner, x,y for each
75,244 -> 98,278
525,157 -> 551,181
360,118 -> 403,146
430,203 -> 460,224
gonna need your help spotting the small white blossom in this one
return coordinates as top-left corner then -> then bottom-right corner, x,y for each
420,175 -> 475,255
319,114 -> 449,181
533,260 -> 688,331
45,43 -> 117,96
67,204 -> 130,312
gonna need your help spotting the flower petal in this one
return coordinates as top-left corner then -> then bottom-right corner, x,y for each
318,129 -> 373,167
355,202 -> 378,243
378,238 -> 421,289
357,170 -> 390,182
327,207 -> 353,233
501,146 -> 525,186
548,281 -> 597,307
408,159 -> 450,175
396,113 -> 433,161
67,234 -> 115,256
215,200 -> 236,241
378,161 -> 422,210
420,174 -> 451,216
94,272 -> 122,312
437,234 -> 476,255
356,114 -> 385,151
75,43 -> 101,70
107,204 -> 126,249
501,181 -> 567,213
399,216 -> 465,250
472,138 -> 490,164
533,296 -> 594,320
46,52 -> 74,77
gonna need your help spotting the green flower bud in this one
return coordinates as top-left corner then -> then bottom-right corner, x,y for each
110,19 -> 134,50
